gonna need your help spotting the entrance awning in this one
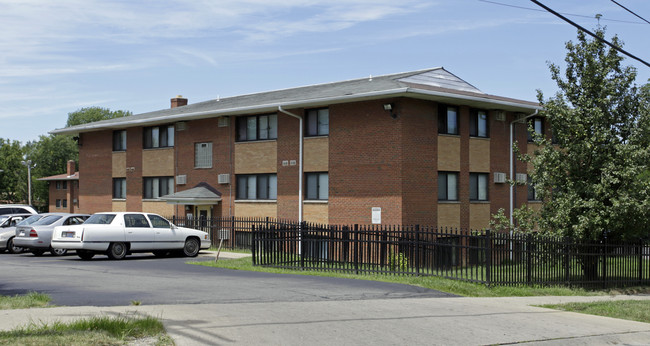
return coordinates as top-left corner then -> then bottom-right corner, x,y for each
159,182 -> 222,205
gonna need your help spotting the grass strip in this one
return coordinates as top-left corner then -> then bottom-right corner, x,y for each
189,257 -> 622,297
540,300 -> 650,324
0,292 -> 50,310
0,315 -> 172,345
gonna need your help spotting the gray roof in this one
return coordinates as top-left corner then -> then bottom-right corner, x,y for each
51,67 -> 540,135
158,182 -> 222,205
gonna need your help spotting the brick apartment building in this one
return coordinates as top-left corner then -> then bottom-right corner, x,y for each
38,160 -> 80,213
51,67 -> 544,229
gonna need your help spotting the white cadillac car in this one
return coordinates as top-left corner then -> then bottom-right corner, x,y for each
51,212 -> 210,260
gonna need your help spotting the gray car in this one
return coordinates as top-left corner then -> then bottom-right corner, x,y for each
13,213 -> 89,256
0,214 -> 37,254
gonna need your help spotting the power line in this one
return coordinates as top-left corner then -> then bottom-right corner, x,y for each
610,0 -> 650,25
529,0 -> 650,68
478,0 -> 645,24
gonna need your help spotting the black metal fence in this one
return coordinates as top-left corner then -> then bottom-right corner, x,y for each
251,221 -> 650,288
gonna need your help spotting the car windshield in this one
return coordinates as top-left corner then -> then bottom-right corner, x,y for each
0,216 -> 9,225
17,215 -> 43,226
32,215 -> 63,225
85,214 -> 116,225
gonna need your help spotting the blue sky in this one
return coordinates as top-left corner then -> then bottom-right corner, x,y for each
1,0 -> 648,144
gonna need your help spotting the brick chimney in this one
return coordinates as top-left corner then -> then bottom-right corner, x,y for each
171,95 -> 188,108
66,160 -> 76,176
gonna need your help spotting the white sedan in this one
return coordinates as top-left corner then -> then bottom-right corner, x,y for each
51,212 -> 210,260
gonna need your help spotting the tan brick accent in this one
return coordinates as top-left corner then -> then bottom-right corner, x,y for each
469,203 -> 491,230
112,152 -> 126,177
234,141 -> 277,174
437,203 -> 461,229
142,148 -> 174,176
438,135 -> 461,171
234,202 -> 277,218
469,138 -> 490,172
304,137 -> 328,172
112,200 -> 127,212
304,203 -> 328,224
142,201 -> 175,215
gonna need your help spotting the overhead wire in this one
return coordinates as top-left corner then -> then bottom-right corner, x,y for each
610,0 -> 650,25
529,0 -> 650,68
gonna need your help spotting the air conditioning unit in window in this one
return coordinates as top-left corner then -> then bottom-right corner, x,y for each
494,172 -> 506,184
218,117 -> 229,127
176,175 -> 187,185
495,111 -> 506,122
515,173 -> 528,183
218,174 -> 230,184
175,122 -> 187,131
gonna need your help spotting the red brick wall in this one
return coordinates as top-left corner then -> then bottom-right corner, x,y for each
78,131 -> 112,213
489,111 -> 512,217
126,127 -> 143,211
276,109 -> 302,220
329,100 -> 403,225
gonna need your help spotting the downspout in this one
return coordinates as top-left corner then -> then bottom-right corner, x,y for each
278,106 -> 303,223
509,109 -> 538,234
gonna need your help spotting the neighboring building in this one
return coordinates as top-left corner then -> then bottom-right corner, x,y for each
51,67 -> 545,228
38,160 -> 80,213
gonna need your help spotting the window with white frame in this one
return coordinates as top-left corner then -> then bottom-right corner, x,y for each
143,177 -> 174,199
438,172 -> 458,201
236,114 -> 278,141
113,178 -> 126,199
469,173 -> 489,201
236,174 -> 277,200
438,105 -> 458,135
194,142 -> 213,168
144,125 -> 174,148
470,110 -> 489,138
306,108 -> 329,136
113,130 -> 126,151
305,172 -> 328,200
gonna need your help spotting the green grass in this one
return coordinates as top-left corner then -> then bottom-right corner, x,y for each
0,292 -> 50,310
207,247 -> 251,254
0,315 -> 173,345
540,300 -> 650,324
190,256 -> 621,297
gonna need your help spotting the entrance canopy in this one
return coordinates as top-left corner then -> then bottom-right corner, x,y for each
159,182 -> 222,205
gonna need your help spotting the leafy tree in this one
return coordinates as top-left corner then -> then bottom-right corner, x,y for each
66,107 -> 131,127
0,139 -> 27,203
526,27 -> 650,242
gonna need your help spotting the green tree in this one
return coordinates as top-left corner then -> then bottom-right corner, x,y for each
66,107 -> 131,127
521,27 -> 650,243
0,139 -> 27,203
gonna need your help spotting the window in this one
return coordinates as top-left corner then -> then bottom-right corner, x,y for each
527,177 -> 541,201
85,214 -> 115,225
113,130 -> 126,151
62,181 -> 67,190
124,214 -> 150,228
528,117 -> 544,142
236,114 -> 278,141
143,177 -> 174,199
56,181 -> 61,190
438,105 -> 458,135
305,172 -> 328,200
470,110 -> 489,137
306,108 -> 329,136
438,172 -> 458,201
62,199 -> 67,208
236,174 -> 277,200
144,125 -> 174,148
148,214 -> 171,228
113,178 -> 126,199
195,142 -> 213,168
55,199 -> 61,208
470,173 -> 489,201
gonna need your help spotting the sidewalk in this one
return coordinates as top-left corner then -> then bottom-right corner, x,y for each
2,294 -> 650,345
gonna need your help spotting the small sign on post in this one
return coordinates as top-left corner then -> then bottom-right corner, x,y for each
371,207 -> 381,224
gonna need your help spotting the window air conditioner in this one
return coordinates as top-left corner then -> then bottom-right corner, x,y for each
218,174 -> 230,184
494,172 -> 506,184
176,175 -> 187,185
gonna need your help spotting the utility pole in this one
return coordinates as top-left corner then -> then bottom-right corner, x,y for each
21,160 -> 35,206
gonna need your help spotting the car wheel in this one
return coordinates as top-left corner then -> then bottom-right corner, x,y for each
7,238 -> 24,254
31,249 -> 45,256
50,247 -> 68,256
183,238 -> 200,257
107,242 -> 127,260
77,250 -> 94,260
153,250 -> 171,258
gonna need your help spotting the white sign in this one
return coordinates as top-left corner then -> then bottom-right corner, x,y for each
371,207 -> 381,224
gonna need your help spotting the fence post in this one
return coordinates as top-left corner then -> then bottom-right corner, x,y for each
251,224 -> 257,266
415,225 -> 420,276
639,240 -> 644,284
354,224 -> 359,275
300,221 -> 306,270
526,233 -> 532,285
485,229 -> 491,286
564,237 -> 570,286
602,236 -> 608,289
230,216 -> 236,249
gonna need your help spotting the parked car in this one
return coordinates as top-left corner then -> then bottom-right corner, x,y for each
51,212 -> 210,260
0,213 -> 36,254
0,204 -> 37,216
14,213 -> 90,256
